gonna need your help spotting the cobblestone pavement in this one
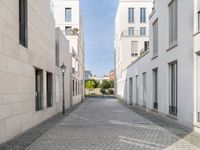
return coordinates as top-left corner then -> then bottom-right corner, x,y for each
28,98 -> 200,150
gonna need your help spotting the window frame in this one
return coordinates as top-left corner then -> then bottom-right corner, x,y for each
19,0 -> 28,47
169,0 -> 178,48
65,8 -> 72,22
128,8 -> 134,23
140,8 -> 146,23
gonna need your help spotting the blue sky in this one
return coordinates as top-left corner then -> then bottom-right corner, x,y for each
80,0 -> 119,76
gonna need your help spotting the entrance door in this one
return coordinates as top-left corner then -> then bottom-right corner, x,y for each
35,69 -> 43,111
129,78 -> 133,105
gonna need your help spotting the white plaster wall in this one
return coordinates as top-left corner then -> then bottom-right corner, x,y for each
119,0 -> 195,129
115,0 -> 153,99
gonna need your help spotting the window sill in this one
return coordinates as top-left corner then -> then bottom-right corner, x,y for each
166,44 -> 178,52
151,55 -> 158,60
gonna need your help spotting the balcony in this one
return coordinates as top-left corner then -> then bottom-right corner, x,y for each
121,30 -> 149,38
64,28 -> 79,36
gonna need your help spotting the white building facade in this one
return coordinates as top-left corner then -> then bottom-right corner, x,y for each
0,0 -> 72,144
115,0 -> 200,131
115,0 -> 153,101
53,0 -> 85,105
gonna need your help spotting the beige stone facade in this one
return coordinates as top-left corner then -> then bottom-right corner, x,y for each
0,0 -> 72,144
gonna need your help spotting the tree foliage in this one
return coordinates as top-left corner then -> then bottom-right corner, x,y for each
85,80 -> 95,91
85,79 -> 99,88
100,80 -> 111,89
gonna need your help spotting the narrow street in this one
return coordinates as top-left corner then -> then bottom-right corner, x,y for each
27,98 -> 200,150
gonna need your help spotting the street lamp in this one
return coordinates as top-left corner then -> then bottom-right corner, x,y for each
60,63 -> 66,115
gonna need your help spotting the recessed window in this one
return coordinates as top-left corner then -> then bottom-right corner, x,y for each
131,41 -> 138,56
65,8 -> 72,22
128,8 -> 134,23
47,72 -> 53,108
35,69 -> 43,111
143,72 -> 147,107
153,68 -> 158,110
169,62 -> 178,116
144,41 -> 149,51
135,75 -> 139,105
128,27 -> 134,36
198,11 -> 200,31
19,0 -> 28,47
140,27 -> 146,36
65,26 -> 72,35
153,19 -> 158,57
140,8 -> 146,23
169,0 -> 178,47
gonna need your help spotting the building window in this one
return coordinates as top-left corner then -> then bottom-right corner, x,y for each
128,27 -> 134,36
144,41 -> 149,51
65,8 -> 72,22
65,26 -> 72,35
128,8 -> 134,23
135,75 -> 139,105
35,69 -> 43,111
198,11 -> 200,31
19,0 -> 28,47
55,40 -> 59,67
47,72 -> 53,107
76,81 -> 78,95
131,41 -> 138,56
153,19 -> 158,57
129,78 -> 133,105
197,55 -> 200,122
140,27 -> 146,36
140,8 -> 146,23
169,62 -> 177,116
153,68 -> 158,110
169,0 -> 178,47
143,72 -> 147,107
73,80 -> 75,96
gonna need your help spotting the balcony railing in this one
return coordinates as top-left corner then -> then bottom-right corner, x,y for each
64,28 -> 79,36
121,30 -> 149,37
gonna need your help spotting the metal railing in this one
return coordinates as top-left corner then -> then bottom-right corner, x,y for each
121,30 -> 149,37
63,29 -> 79,36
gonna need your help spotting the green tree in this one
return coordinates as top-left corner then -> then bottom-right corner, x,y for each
85,79 -> 99,88
100,80 -> 110,90
109,80 -> 114,88
85,80 -> 95,95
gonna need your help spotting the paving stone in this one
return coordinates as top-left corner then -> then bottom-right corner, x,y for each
27,98 -> 200,150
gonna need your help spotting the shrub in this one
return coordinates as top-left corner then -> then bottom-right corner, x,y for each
100,89 -> 106,95
108,89 -> 114,95
100,80 -> 110,89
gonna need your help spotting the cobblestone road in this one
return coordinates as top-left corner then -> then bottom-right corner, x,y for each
27,98 -> 200,150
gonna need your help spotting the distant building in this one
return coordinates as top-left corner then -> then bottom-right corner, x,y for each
54,0 -> 85,104
85,70 -> 92,80
91,75 -> 109,84
109,70 -> 115,80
